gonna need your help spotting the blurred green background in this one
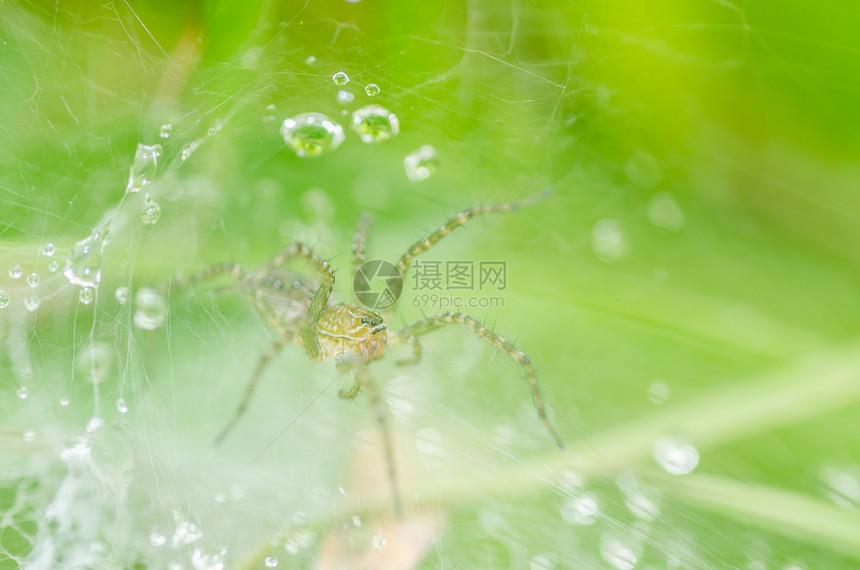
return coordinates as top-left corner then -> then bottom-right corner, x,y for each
2,0 -> 860,568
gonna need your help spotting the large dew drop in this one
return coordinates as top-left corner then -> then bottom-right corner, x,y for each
351,105 -> 399,143
280,113 -> 345,158
653,435 -> 699,475
125,143 -> 162,194
64,227 -> 108,288
133,288 -> 166,330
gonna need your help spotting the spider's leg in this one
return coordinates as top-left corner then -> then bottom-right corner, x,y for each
244,243 -> 334,360
352,213 -> 372,277
395,190 -> 551,281
165,262 -> 245,295
398,312 -> 564,449
214,336 -> 288,444
336,354 -> 403,517
387,332 -> 422,366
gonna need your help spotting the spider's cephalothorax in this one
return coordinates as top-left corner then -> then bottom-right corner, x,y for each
177,190 -> 561,515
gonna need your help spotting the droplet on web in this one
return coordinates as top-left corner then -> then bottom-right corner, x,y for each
133,288 -> 167,330
141,195 -> 162,225
281,113 -> 345,157
79,287 -> 94,305
8,264 -> 22,279
126,143 -> 162,194
404,145 -> 438,182
364,83 -> 380,96
64,227 -> 107,288
648,191 -> 685,232
42,242 -> 55,257
26,273 -> 39,288
23,294 -> 39,312
115,287 -> 130,304
116,398 -> 129,414
264,556 -> 279,567
0,291 -> 9,308
592,219 -> 628,262
336,90 -> 354,105
600,533 -> 641,570
560,492 -> 599,525
332,71 -> 349,85
654,435 -> 699,475
16,386 -> 28,400
351,105 -> 399,143
48,260 -> 59,272
159,124 -> 172,139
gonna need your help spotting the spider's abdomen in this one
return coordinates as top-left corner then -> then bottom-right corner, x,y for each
314,304 -> 387,362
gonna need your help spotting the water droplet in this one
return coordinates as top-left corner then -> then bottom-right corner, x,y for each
140,196 -> 162,225
654,436 -> 699,475
592,219 -> 628,262
208,126 -> 218,136
264,557 -> 279,567
820,466 -> 860,509
79,287 -> 94,305
266,104 -> 277,112
281,113 -> 345,158
332,71 -> 349,85
530,555 -> 554,570
181,143 -> 198,160
150,533 -> 167,547
25,273 -> 39,288
48,260 -> 59,272
600,533 -> 641,570
116,398 -> 129,414
648,191 -> 685,232
305,56 -> 316,65
336,90 -> 354,105
560,492 -> 599,525
351,515 -> 362,527
351,105 -> 399,143
76,342 -> 113,384
42,243 -> 55,257
159,124 -> 172,139
557,470 -> 584,493
171,510 -> 203,545
364,83 -> 380,96
126,143 -> 162,193
64,227 -> 107,288
214,493 -> 227,504
60,440 -> 92,462
59,397 -> 70,407
86,417 -> 105,433
115,287 -> 130,304
23,295 -> 39,312
372,533 -> 386,549
0,291 -> 9,308
16,386 -> 29,400
647,380 -> 670,404
404,145 -> 438,181
134,288 -> 167,330
9,265 -> 22,279
292,511 -> 307,526
22,429 -> 36,442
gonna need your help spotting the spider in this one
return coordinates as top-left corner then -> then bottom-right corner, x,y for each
174,191 -> 563,513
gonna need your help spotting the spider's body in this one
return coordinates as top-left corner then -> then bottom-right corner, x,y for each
252,272 -> 387,363
179,191 -> 561,514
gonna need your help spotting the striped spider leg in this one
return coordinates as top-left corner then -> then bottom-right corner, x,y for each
378,190 -> 564,448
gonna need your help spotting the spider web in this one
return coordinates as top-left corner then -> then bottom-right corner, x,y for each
2,0 -> 860,568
